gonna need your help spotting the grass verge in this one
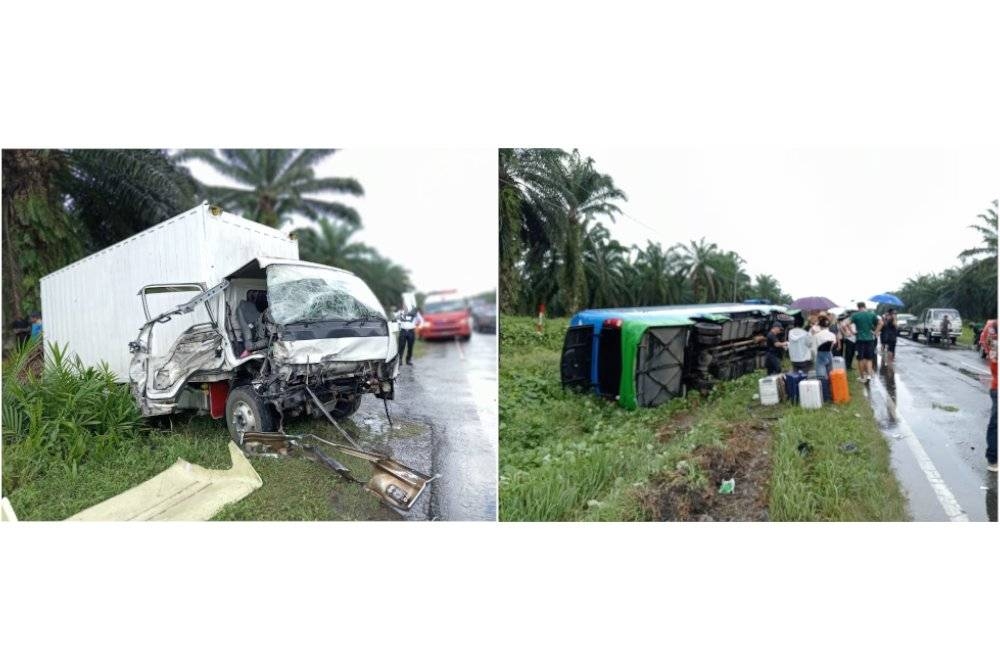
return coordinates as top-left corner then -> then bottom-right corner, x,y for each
3,340 -> 397,521
499,315 -> 908,521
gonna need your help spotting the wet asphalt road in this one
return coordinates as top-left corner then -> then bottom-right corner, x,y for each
865,337 -> 996,521
353,330 -> 497,521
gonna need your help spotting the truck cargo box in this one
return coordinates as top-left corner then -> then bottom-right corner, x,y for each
40,203 -> 298,380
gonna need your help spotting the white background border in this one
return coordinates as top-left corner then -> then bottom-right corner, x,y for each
3,1 -> 998,668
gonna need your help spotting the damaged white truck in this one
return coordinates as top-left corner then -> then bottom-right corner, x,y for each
40,203 -> 400,442
40,204 -> 434,513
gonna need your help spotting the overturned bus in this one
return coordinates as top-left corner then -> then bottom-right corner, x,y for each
560,302 -> 802,409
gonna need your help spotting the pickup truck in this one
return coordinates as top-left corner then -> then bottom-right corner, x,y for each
912,308 -> 962,345
895,313 -> 917,337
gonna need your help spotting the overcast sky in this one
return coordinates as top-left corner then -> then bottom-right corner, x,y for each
580,147 -> 999,308
185,149 -> 496,298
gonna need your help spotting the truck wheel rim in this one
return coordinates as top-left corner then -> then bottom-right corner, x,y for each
232,401 -> 257,432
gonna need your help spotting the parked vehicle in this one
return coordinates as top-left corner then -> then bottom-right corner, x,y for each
912,308 -> 962,345
40,204 -> 399,441
895,313 -> 917,337
471,301 -> 497,333
417,293 -> 472,341
560,302 -> 798,409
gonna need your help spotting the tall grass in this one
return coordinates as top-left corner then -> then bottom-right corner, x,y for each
499,317 -> 693,520
2,338 -> 142,493
500,315 -> 908,522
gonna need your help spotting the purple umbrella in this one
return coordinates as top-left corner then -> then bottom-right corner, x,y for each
789,296 -> 838,311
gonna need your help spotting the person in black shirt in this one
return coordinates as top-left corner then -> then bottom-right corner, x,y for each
764,324 -> 788,375
880,309 -> 898,366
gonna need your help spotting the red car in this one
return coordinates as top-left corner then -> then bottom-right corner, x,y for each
418,297 -> 472,341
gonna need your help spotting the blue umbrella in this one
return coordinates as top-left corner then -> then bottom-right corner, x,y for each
870,293 -> 904,307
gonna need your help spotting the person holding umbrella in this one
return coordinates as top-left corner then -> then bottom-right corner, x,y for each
869,294 -> 904,369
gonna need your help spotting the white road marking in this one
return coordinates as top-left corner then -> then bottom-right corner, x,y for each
875,378 -> 970,521
454,338 -> 466,361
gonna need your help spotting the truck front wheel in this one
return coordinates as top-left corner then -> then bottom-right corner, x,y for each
328,394 -> 362,419
226,385 -> 276,442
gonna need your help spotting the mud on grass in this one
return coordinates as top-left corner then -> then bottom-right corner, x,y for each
636,421 -> 772,521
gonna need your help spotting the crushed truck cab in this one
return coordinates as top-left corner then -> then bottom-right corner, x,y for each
128,256 -> 399,440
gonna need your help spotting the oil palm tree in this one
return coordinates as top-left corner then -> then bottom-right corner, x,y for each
633,241 -> 682,306
545,151 -> 627,314
708,250 -> 751,302
179,149 -> 362,228
751,274 -> 783,304
292,217 -> 412,310
2,149 -> 197,320
499,148 -> 625,315
353,255 -> 413,310
959,199 -> 998,261
583,222 -> 629,307
294,218 -> 375,270
498,148 -> 567,311
671,237 -> 720,303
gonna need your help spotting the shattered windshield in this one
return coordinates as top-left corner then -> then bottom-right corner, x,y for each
267,264 -> 386,325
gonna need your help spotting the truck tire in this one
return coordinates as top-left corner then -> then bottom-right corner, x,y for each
225,385 -> 276,442
329,394 -> 362,419
911,331 -> 919,341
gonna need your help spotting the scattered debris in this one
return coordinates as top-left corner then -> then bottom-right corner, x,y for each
637,420 -> 771,521
241,430 -> 436,514
1,497 -> 17,522
68,442 -> 262,521
718,478 -> 735,494
931,403 -> 960,412
797,442 -> 812,456
840,443 -> 858,453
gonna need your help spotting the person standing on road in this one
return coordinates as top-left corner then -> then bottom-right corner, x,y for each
940,313 -> 952,348
394,305 -> 422,366
838,312 -> 857,371
29,312 -> 43,340
851,302 -> 881,382
764,323 -> 788,375
880,309 -> 899,367
980,319 -> 997,473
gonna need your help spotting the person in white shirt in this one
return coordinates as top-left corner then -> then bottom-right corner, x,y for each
812,316 -> 838,379
837,312 -> 857,371
393,305 -> 423,365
